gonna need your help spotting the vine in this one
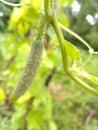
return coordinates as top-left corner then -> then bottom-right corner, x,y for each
7,0 -> 98,101
0,0 -> 22,6
44,0 -> 98,96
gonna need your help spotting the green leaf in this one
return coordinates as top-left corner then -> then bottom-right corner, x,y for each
68,0 -> 73,5
23,8 -> 40,28
57,9 -> 69,27
8,6 -> 27,30
8,5 -> 40,30
49,121 -> 57,130
61,0 -> 73,6
64,40 -> 80,62
87,74 -> 98,85
61,0 -> 66,6
72,68 -> 98,85
30,0 -> 43,11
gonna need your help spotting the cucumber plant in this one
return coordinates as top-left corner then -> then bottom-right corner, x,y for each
44,0 -> 98,97
10,15 -> 47,100
2,0 -> 98,101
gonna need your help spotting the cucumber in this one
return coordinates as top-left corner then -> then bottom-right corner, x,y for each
10,39 -> 43,101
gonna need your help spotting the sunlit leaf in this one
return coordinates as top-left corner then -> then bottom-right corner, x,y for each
18,22 -> 30,35
64,40 -> 80,62
61,0 -> 66,6
68,0 -> 73,5
17,91 -> 32,103
50,38 -> 59,49
87,74 -> 98,85
23,8 -> 40,28
49,121 -> 57,130
57,9 -> 69,27
72,68 -> 98,85
0,88 -> 5,100
61,0 -> 73,6
30,0 -> 43,11
8,6 -> 27,30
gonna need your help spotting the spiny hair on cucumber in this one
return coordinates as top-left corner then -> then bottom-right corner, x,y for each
10,39 -> 44,101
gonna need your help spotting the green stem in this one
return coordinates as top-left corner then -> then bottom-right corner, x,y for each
44,0 -> 68,70
68,72 -> 98,96
51,17 -> 68,71
44,0 -> 52,22
0,0 -> 22,6
92,51 -> 98,54
36,15 -> 47,39
50,0 -> 54,11
59,23 -> 92,50
44,0 -> 68,71
44,0 -> 98,97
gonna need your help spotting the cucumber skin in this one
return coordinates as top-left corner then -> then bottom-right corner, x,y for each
10,39 -> 43,101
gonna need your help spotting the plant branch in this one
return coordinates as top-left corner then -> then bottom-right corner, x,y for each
59,23 -> 92,50
44,0 -> 69,71
36,15 -> 47,39
51,17 -> 69,71
68,72 -> 98,96
44,0 -> 52,22
50,0 -> 54,9
0,0 -> 22,6
44,0 -> 98,96
59,23 -> 98,55
92,51 -> 98,54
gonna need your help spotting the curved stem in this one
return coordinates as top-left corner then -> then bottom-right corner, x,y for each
46,0 -> 69,71
0,0 -> 22,6
59,23 -> 92,50
51,17 -> 68,71
44,0 -> 98,96
68,72 -> 98,96
59,22 -> 98,56
44,0 -> 52,22
92,51 -> 98,54
80,52 -> 92,67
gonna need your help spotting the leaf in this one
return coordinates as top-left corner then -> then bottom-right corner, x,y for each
72,68 -> 98,85
61,0 -> 66,6
30,0 -> 43,11
87,75 -> 98,85
68,0 -> 73,5
50,38 -> 59,49
0,88 -> 5,100
23,8 -> 40,28
64,40 -> 80,62
57,9 -> 69,27
49,121 -> 57,130
8,6 -> 27,30
8,6 -> 40,30
61,0 -> 73,6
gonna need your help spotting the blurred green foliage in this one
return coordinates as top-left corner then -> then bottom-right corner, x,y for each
64,0 -> 98,50
0,0 -> 20,32
0,0 -> 98,130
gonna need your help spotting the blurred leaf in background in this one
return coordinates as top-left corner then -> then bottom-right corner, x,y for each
0,0 -> 98,130
64,0 -> 98,50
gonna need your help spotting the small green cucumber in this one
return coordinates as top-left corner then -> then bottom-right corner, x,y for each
10,39 -> 43,101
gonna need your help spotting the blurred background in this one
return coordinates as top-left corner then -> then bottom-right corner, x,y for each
0,0 -> 98,130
